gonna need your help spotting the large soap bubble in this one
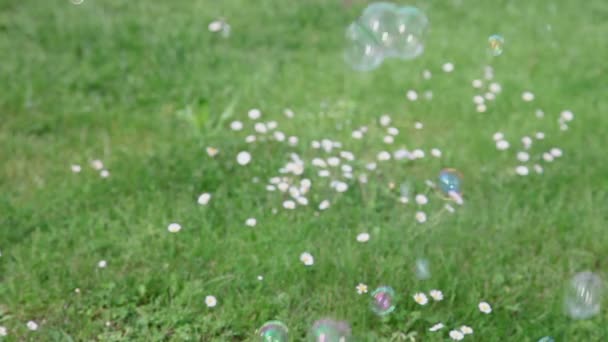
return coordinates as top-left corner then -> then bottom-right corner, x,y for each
344,2 -> 428,71
258,321 -> 289,342
564,271 -> 603,319
309,319 -> 352,341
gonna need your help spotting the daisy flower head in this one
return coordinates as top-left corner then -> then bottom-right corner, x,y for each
356,232 -> 370,243
429,323 -> 444,332
167,222 -> 182,233
442,62 -> 454,72
97,260 -> 107,268
515,165 -> 529,176
318,200 -> 330,211
245,218 -> 257,227
415,194 -> 428,205
479,301 -> 492,314
100,170 -> 110,178
449,329 -> 464,341
230,120 -> 243,131
197,192 -> 212,205
379,114 -> 391,126
522,91 -> 535,102
91,159 -> 104,170
71,164 -> 81,173
248,108 -> 261,120
460,325 -> 473,335
205,295 -> 217,308
429,289 -> 443,301
206,147 -> 219,157
496,139 -> 509,150
415,211 -> 427,223
431,148 -> 442,157
356,283 -> 368,295
413,292 -> 428,305
236,151 -> 251,165
0,326 -> 7,336
300,252 -> 314,266
26,321 -> 38,331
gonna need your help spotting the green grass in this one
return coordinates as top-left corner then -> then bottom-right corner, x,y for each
1,0 -> 608,340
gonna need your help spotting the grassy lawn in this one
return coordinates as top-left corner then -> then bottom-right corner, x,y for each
1,0 -> 607,340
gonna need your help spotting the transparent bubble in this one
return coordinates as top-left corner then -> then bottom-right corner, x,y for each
564,271 -> 603,319
488,34 -> 504,56
537,337 -> 555,342
414,258 -> 431,280
258,321 -> 289,342
309,319 -> 351,342
344,3 -> 428,71
438,168 -> 463,198
370,286 -> 396,316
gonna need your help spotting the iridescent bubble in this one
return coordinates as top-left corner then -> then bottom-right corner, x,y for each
258,321 -> 289,342
537,337 -> 555,342
438,168 -> 463,199
344,3 -> 428,71
309,319 -> 351,342
370,286 -> 396,316
414,258 -> 431,280
564,271 -> 603,319
488,34 -> 504,56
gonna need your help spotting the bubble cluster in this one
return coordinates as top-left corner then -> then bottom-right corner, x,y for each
488,34 -> 504,56
309,319 -> 351,341
258,321 -> 289,342
438,168 -> 463,199
564,271 -> 603,319
370,286 -> 396,316
344,3 -> 428,71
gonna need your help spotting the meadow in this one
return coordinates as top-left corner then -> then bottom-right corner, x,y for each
1,0 -> 607,340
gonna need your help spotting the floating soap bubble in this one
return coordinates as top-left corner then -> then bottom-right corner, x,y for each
564,271 -> 603,319
309,319 -> 351,342
414,258 -> 431,280
344,2 -> 428,71
488,34 -> 504,56
438,169 -> 463,199
370,286 -> 396,315
258,321 -> 289,342
537,337 -> 555,342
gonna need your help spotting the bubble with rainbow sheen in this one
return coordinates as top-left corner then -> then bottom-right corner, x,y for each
258,321 -> 289,342
488,34 -> 504,56
370,286 -> 396,316
309,319 -> 351,342
438,168 -> 463,199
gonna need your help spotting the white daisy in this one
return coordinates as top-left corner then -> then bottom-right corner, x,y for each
399,196 -> 409,204
442,62 -> 454,72
283,108 -> 294,118
245,218 -> 257,227
560,123 -> 569,131
257,275 -> 264,281
205,295 -> 217,308
422,70 -> 432,79
100,170 -> 110,178
236,151 -> 251,165
340,151 -> 355,161
283,200 -> 296,209
413,292 -> 428,305
318,170 -> 330,177
515,165 -> 529,176
496,140 -> 510,150
71,164 -> 81,173
383,135 -> 394,144
415,211 -> 427,223
406,90 -> 418,101
197,193 -> 211,205
327,157 -> 340,167
208,20 -> 223,32
230,120 -> 243,131
472,79 -> 483,88
0,326 -> 6,336
424,90 -> 433,100
366,162 -> 377,171
534,164 -> 544,174
449,330 -> 464,341
254,122 -> 267,134
277,182 -> 289,192
387,127 -> 399,136
516,151 -> 530,162
245,135 -> 256,143
478,301 -> 492,314
377,151 -> 391,161
311,140 -> 320,149
492,132 -> 504,141
394,149 -> 410,160
266,185 -> 276,191
167,223 -> 182,233
460,325 -> 473,335
535,109 -> 545,118
550,148 -> 563,157
521,136 -> 533,148
429,289 -> 443,301
431,148 -> 442,157
351,130 -> 363,139
444,204 -> 455,213
273,131 -> 285,142
535,132 -> 545,140
429,323 -> 444,332
473,95 -> 484,105
484,92 -> 496,101
414,121 -> 424,130
288,136 -> 298,146
91,159 -> 104,170
296,197 -> 308,206
560,110 -> 574,122
489,82 -> 502,93
26,321 -> 38,331
318,200 -> 330,211
415,194 -> 428,205
379,114 -> 391,126
98,260 -> 107,268
356,233 -> 370,243
300,252 -> 314,266
266,121 -> 277,130
248,108 -> 261,120
476,104 -> 487,113
542,152 -> 554,162
522,91 -> 535,102
412,149 -> 425,159
356,283 -> 368,294
334,181 -> 348,193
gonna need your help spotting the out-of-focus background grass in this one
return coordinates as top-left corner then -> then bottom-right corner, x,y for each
1,0 -> 607,340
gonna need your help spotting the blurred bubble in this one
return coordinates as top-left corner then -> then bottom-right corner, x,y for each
309,319 -> 351,341
488,34 -> 504,56
344,2 -> 428,71
258,321 -> 289,342
438,169 -> 463,199
414,258 -> 431,280
564,271 -> 603,319
370,286 -> 396,316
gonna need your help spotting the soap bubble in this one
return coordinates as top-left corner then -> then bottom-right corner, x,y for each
488,34 -> 504,56
370,286 -> 396,315
309,319 -> 351,342
564,271 -> 603,319
438,169 -> 463,199
414,258 -> 431,280
258,321 -> 289,342
344,2 -> 428,71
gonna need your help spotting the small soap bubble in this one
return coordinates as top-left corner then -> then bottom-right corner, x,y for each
370,286 -> 396,316
309,319 -> 351,342
415,258 -> 431,280
438,168 -> 463,198
258,321 -> 289,342
564,271 -> 603,319
488,34 -> 504,56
